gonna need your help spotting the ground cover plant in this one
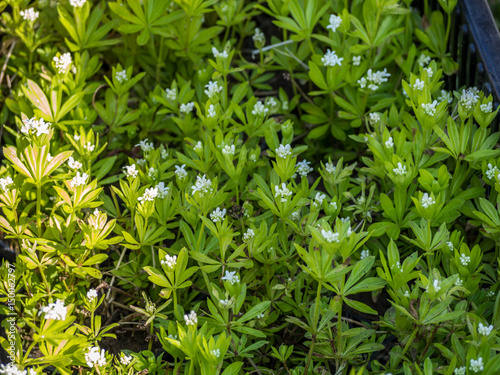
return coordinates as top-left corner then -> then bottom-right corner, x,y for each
1,0 -> 500,373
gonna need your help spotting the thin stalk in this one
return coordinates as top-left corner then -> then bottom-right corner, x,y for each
304,281 -> 322,375
148,319 -> 154,351
36,184 -> 42,237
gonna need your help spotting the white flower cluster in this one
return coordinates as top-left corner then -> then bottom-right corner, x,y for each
460,87 -> 480,110
314,193 -> 326,206
212,47 -> 228,59
321,229 -> 339,243
460,253 -> 470,266
205,81 -> 223,99
155,182 -> 169,198
191,175 -> 213,196
486,163 -> 498,180
0,364 -> 28,375
385,137 -> 394,149
207,104 -> 217,118
296,160 -> 313,178
325,162 -> 336,174
481,102 -> 493,113
39,299 -> 67,320
252,101 -> 269,116
21,8 -> 39,22
161,254 -> 177,269
180,102 -> 195,114
210,207 -> 226,223
413,78 -> 425,91
454,367 -> 466,375
478,322 -> 494,336
326,14 -> 342,32
70,0 -> 87,7
469,357 -> 484,373
447,241 -> 454,251
421,192 -> 435,208
455,277 -> 463,286
353,56 -> 361,66
87,289 -> 98,301
138,187 -> 158,203
123,164 -> 138,178
253,28 -> 265,47
321,49 -> 343,67
357,69 -> 391,91
418,54 -> 431,66
393,162 -> 407,176
194,141 -> 203,151
438,90 -> 453,104
274,183 -> 292,202
136,139 -> 154,153
184,310 -> 198,326
175,164 -> 187,180
68,156 -> 82,170
84,142 -> 95,152
360,250 -> 370,259
120,355 -> 133,365
243,228 -> 255,242
424,67 -> 433,78
211,348 -> 221,357
115,70 -> 128,83
275,144 -> 292,158
0,177 -> 14,192
85,346 -> 106,368
21,117 -> 51,137
421,100 -> 438,116
53,53 -> 72,74
222,144 -> 235,156
368,113 -> 380,125
426,279 -> 441,292
70,172 -> 89,188
166,88 -> 177,101
222,270 -> 240,284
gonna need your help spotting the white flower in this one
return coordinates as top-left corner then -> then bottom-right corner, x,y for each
252,101 -> 269,116
413,78 -> 425,91
21,117 -> 51,136
314,193 -> 326,206
454,366 -> 466,375
253,28 -> 265,47
211,349 -> 221,358
148,167 -> 157,178
357,69 -> 391,91
47,153 -> 54,162
120,355 -> 133,366
115,70 -> 128,83
267,97 -> 278,110
325,162 -> 336,174
438,90 -> 453,104
207,104 -> 217,118
353,56 -> 361,66
84,142 -> 95,152
194,141 -> 203,151
222,145 -> 235,156
123,164 -> 138,178
368,113 -> 380,125
0,364 -> 27,375
70,0 -> 87,7
274,183 -> 292,202
175,164 -> 187,180
135,139 -> 154,153
70,172 -> 89,188
290,211 -> 300,221
138,187 -> 158,203
321,49 -> 343,67
326,14 -> 342,32
418,54 -> 431,66
161,254 -> 177,269
243,228 -> 255,242
221,270 -> 240,285
53,53 -> 72,74
478,322 -> 494,336
296,160 -> 313,178
180,102 -> 195,114
455,277 -> 463,286
447,241 -> 454,250
322,229 -> 339,243
486,163 -> 499,180
39,299 -> 67,321
191,174 -> 213,196
421,100 -> 438,116
460,253 -> 471,266
469,357 -> 484,373
488,290 -> 496,297
74,134 -> 81,141
391,261 -> 403,272
212,47 -> 228,59
282,101 -> 289,110
210,207 -> 226,223
330,201 -> 338,209
404,290 -> 410,297
460,87 -> 480,110
421,192 -> 435,208
424,67 -> 433,78
21,8 -> 39,22
204,81 -> 223,98
165,88 -> 177,101
385,137 -> 394,149
161,149 -> 168,159
68,156 -> 82,170
256,312 -> 265,319
426,279 -> 441,292
481,102 -> 493,113
360,250 -> 370,259
0,177 -> 14,192
393,162 -> 407,176
275,144 -> 292,158
85,346 -> 106,368
155,182 -> 169,198
87,289 -> 98,301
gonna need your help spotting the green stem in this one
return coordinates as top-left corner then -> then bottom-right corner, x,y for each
148,318 -> 154,351
304,281 -> 322,375
36,184 -> 42,237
